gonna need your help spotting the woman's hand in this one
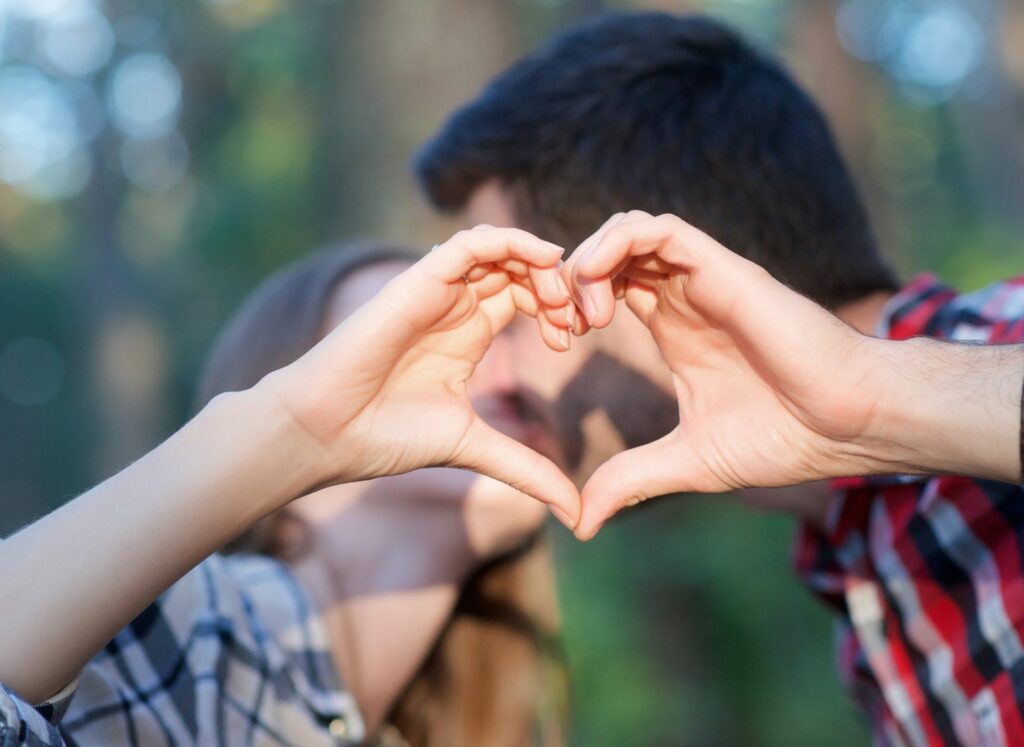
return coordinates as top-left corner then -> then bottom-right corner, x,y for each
264,226 -> 580,528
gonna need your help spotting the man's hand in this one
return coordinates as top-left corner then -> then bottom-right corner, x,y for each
563,212 -> 937,540
265,226 -> 580,528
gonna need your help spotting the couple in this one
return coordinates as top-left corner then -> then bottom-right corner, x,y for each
3,11 -> 1024,747
418,14 -> 1024,746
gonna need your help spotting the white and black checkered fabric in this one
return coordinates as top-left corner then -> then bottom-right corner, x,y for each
0,554 -> 363,746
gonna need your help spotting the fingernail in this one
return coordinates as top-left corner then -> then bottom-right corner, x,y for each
556,274 -> 571,299
564,302 -> 576,328
580,289 -> 597,323
558,328 -> 570,350
551,505 -> 577,530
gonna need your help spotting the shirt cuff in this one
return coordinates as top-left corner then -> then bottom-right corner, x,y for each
0,678 -> 78,747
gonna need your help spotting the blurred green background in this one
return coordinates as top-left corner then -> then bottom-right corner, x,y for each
1,0 -> 1022,744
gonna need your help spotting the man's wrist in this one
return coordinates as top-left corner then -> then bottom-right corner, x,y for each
867,337 -> 1024,481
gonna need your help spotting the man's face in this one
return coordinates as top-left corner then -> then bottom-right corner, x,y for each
462,180 -> 678,482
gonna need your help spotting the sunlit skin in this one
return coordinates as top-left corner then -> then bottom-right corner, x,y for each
464,180 -> 896,527
289,260 -> 552,734
0,227 -> 579,705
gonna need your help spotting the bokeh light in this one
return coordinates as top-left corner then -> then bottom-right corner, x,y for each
204,0 -> 285,30
893,4 -> 983,91
107,52 -> 182,139
39,2 -> 115,77
0,67 -> 92,199
2,0 -> 84,22
118,178 -> 195,265
98,315 -> 167,404
0,2 -> 185,201
837,0 -> 986,101
0,191 -> 69,259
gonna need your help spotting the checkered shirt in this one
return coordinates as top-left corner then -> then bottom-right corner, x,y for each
793,273 -> 1024,746
0,554 -> 363,746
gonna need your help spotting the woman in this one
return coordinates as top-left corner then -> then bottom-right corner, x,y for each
195,243 -> 571,746
0,227 -> 579,747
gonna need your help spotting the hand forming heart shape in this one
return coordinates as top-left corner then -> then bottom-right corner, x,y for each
263,225 -> 583,530
562,211 -> 892,540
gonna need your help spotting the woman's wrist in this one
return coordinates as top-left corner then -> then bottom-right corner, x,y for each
201,383 -> 331,517
864,337 -> 1023,481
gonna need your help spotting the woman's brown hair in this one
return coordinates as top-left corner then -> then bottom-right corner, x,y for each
196,242 -> 570,747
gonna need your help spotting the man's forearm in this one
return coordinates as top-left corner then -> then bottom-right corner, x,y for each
0,386 -> 323,703
866,338 -> 1024,482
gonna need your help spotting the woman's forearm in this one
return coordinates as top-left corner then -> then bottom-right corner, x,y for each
0,386 -> 323,703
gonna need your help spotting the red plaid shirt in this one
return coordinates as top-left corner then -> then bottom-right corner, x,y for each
793,273 -> 1024,747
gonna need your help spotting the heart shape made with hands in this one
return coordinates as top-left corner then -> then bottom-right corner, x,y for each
277,219 -> 880,544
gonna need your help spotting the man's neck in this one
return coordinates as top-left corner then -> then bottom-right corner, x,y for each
835,291 -> 896,335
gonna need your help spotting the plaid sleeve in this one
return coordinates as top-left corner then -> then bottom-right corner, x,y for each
802,274 -> 1024,744
0,678 -> 76,747
59,554 -> 361,746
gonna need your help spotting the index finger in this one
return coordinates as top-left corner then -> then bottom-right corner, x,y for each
421,227 -> 566,285
571,214 -> 706,327
575,214 -> 710,279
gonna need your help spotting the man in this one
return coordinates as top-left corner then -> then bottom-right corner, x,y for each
415,12 -> 1024,745
416,11 -> 899,511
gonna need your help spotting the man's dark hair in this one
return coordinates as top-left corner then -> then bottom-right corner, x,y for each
414,12 -> 899,308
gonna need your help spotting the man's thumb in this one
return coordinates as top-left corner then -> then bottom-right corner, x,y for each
576,433 -> 687,541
